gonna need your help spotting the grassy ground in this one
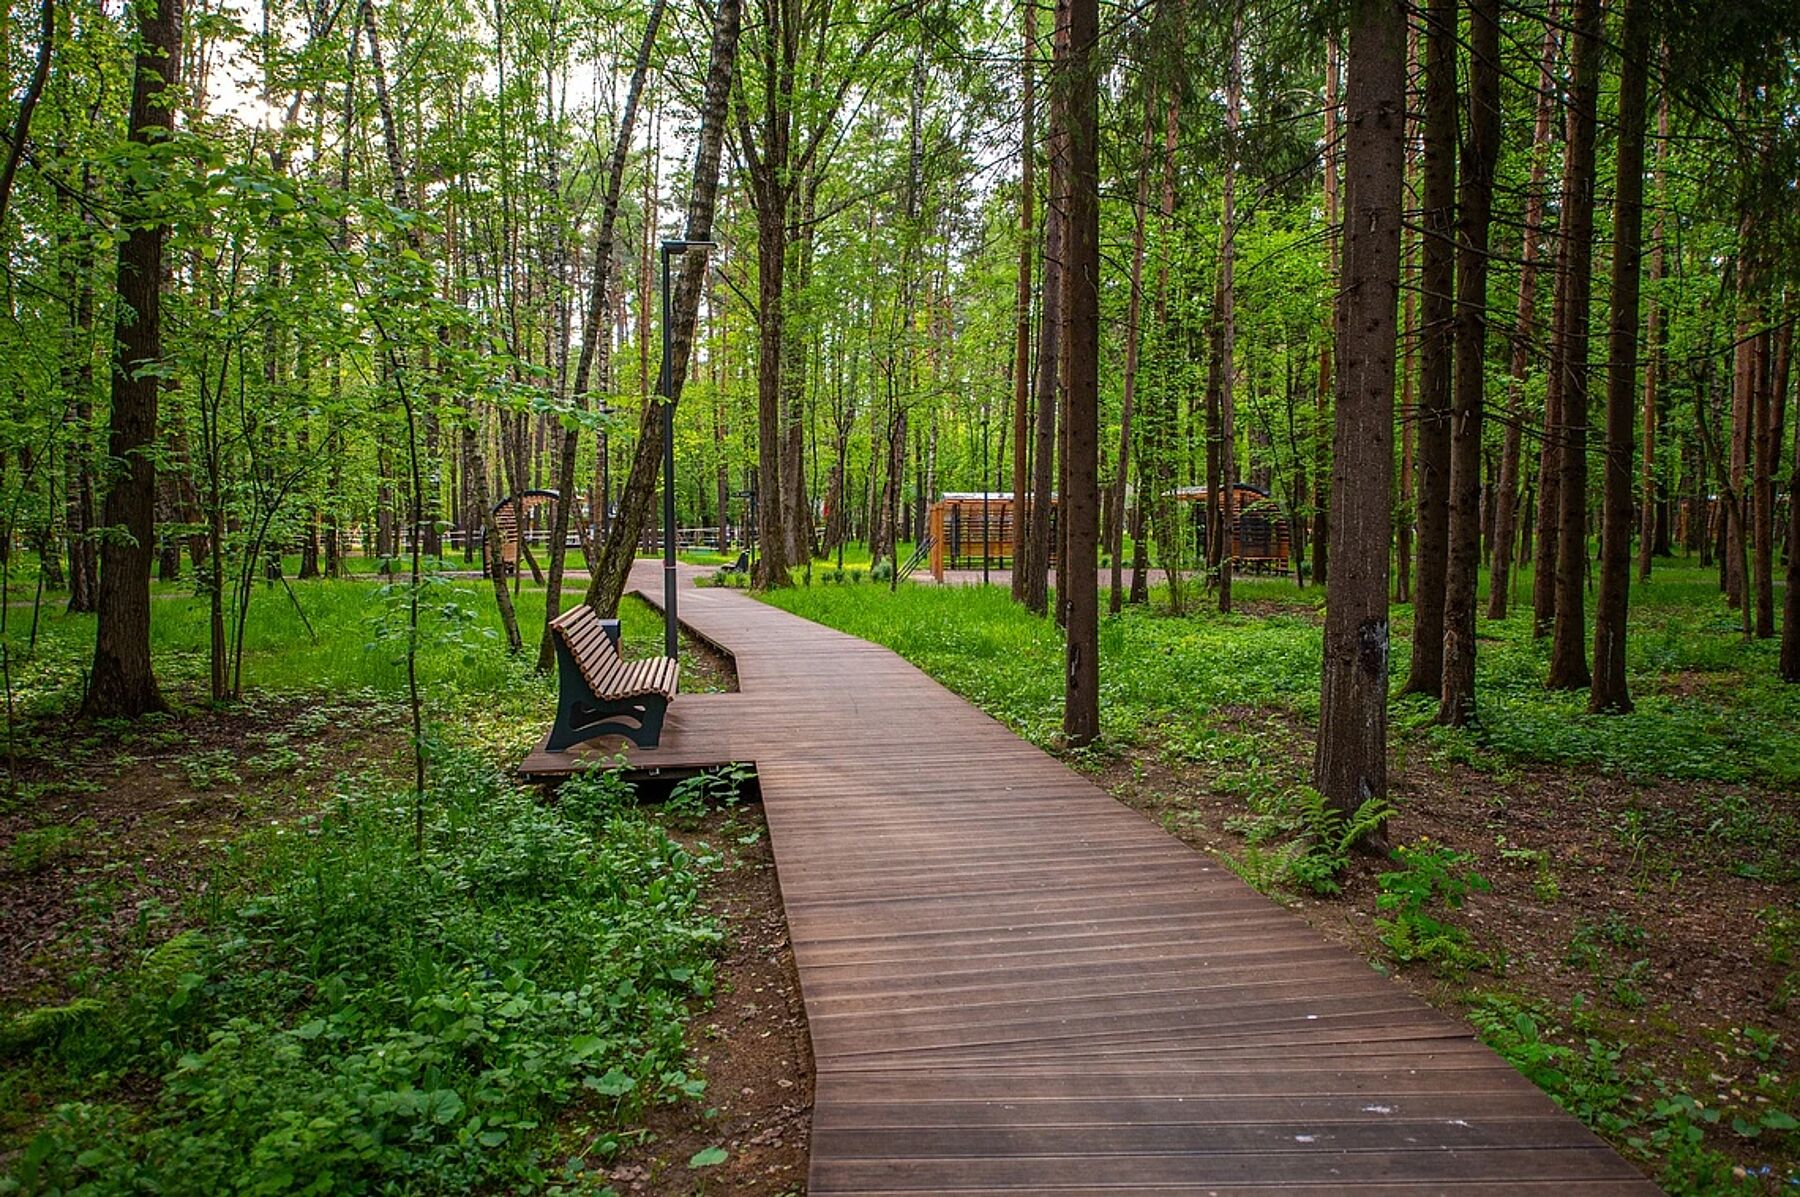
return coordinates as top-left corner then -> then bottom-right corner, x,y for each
762,552 -> 1800,1193
0,564 -> 758,1193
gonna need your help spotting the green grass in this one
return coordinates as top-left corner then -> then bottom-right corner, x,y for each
761,554 -> 1799,786
4,572 -> 685,753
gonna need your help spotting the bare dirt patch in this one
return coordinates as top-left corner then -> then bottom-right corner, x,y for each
596,800 -> 812,1196
0,698 -> 408,1009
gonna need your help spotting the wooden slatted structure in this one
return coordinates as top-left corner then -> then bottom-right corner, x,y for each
521,563 -> 1658,1195
489,489 -> 560,576
1172,482 -> 1294,574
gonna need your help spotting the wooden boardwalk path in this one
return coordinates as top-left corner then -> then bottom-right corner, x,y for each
523,564 -> 1660,1195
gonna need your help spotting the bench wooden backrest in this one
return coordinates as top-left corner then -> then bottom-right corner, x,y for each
550,605 -> 674,699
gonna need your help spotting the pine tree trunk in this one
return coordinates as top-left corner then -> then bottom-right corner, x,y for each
1753,325 -> 1776,638
1108,93 -> 1153,614
1545,0 -> 1601,690
1401,0 -> 1454,697
1024,19 -> 1067,617
1490,7 -> 1562,626
1011,0 -> 1036,602
583,0 -> 741,616
1061,0 -> 1100,746
1316,0 -> 1404,822
1590,0 -> 1647,713
84,0 -> 180,720
1637,83 -> 1668,583
1439,0 -> 1499,726
1216,10 -> 1241,615
1781,319 -> 1799,680
1313,32 -> 1340,588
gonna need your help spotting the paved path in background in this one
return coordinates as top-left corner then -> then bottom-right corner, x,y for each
525,562 -> 1658,1195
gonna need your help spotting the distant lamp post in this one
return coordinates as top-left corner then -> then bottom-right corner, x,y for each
982,401 -> 992,586
659,238 -> 716,660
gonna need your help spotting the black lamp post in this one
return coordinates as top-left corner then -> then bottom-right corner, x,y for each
660,238 -> 715,659
982,400 -> 991,586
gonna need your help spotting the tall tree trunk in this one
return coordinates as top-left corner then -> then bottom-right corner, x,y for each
782,177 -> 820,568
1400,0 -> 1454,697
1780,318 -> 1799,681
537,0 -> 664,669
1753,325 -> 1776,638
583,0 -> 741,616
1439,0 -> 1499,726
1010,0 -> 1036,602
1313,31 -> 1340,587
84,0 -> 180,720
1216,8 -> 1241,615
1024,5 -> 1068,618
0,0 -> 53,232
465,399 -> 522,652
1108,92 -> 1153,614
1591,0 -> 1647,712
1061,0 -> 1099,746
1316,0 -> 1404,822
1528,13 -> 1574,635
1637,81 -> 1668,583
64,192 -> 99,615
1546,0 -> 1602,690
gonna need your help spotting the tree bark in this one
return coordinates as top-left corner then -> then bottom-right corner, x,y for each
1590,0 -> 1647,713
1753,325 -> 1775,638
1061,0 -> 1099,746
1315,0 -> 1404,822
537,0 -> 664,668
583,0 -> 741,617
1483,7 -> 1555,626
1545,0 -> 1601,690
1438,0 -> 1498,726
1216,9 -> 1241,615
1780,318 -> 1799,680
84,0 -> 181,720
1400,0 -> 1454,697
1011,0 -> 1036,602
1024,0 -> 1068,618
1108,93 -> 1154,614
1637,82 -> 1668,583
1313,31 -> 1340,588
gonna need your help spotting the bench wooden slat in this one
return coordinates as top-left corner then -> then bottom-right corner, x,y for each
543,600 -> 678,751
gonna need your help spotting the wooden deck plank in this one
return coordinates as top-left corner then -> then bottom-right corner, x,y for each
518,563 -> 1660,1194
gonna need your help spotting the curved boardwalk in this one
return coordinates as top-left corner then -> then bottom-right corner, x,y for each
524,565 -> 1660,1195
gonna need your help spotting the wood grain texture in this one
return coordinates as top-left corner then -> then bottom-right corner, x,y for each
522,564 -> 1660,1195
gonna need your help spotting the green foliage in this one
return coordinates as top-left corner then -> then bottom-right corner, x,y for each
1375,841 -> 1492,975
1224,787 -> 1392,897
0,1003 -> 106,1060
6,822 -> 93,874
2,751 -> 719,1193
764,558 -> 1798,790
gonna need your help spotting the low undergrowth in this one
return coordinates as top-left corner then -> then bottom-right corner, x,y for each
1,754 -> 720,1194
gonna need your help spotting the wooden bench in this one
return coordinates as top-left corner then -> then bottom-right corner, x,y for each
546,605 -> 678,750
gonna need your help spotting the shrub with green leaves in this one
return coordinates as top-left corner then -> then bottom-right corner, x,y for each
1375,841 -> 1492,975
2,753 -> 719,1194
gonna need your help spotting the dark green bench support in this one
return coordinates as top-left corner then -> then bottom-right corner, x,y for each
546,605 -> 678,751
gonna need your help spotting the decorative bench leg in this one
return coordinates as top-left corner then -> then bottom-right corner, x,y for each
546,695 -> 671,751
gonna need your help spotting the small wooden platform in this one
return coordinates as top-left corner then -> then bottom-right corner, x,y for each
522,564 -> 1660,1195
